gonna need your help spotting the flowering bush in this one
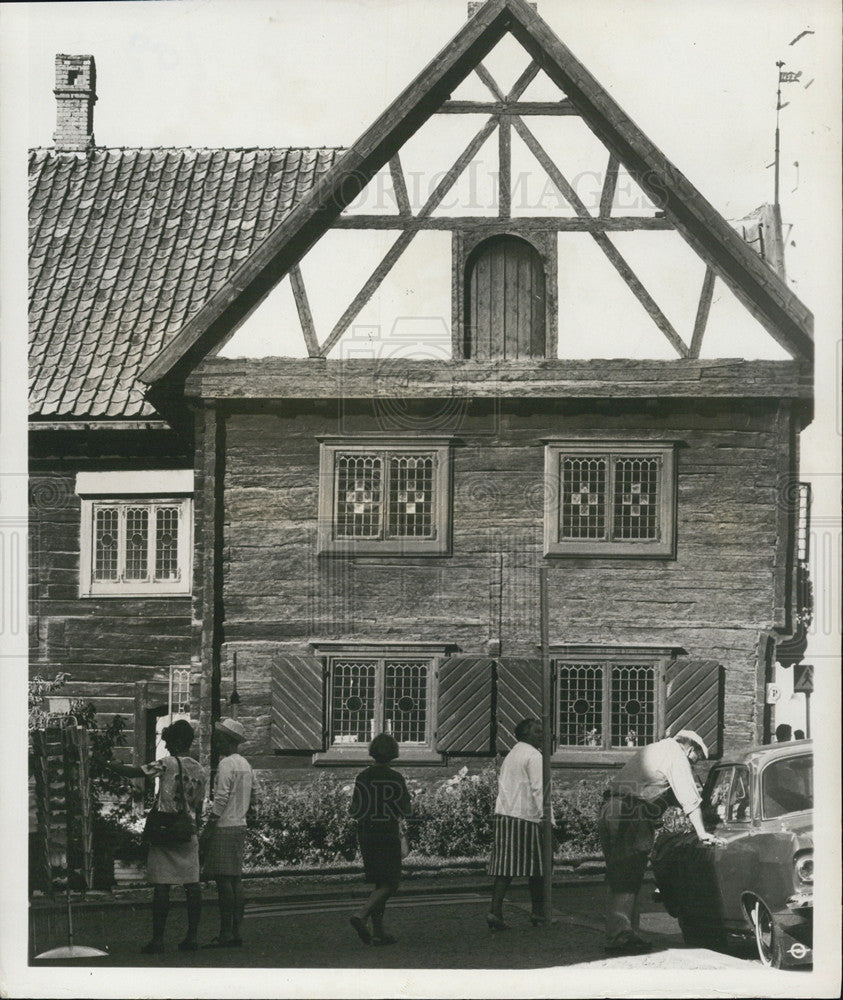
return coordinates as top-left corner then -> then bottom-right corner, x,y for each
410,766 -> 498,858
550,779 -> 604,857
245,773 -> 358,867
242,766 -> 606,869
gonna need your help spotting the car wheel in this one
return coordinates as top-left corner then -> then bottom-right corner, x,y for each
752,899 -> 785,969
678,913 -> 727,951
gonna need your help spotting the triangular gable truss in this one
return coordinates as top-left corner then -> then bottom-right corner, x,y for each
142,0 -> 812,386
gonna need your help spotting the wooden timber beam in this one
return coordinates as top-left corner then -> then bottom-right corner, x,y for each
439,99 -> 577,114
506,0 -> 812,360
141,0 -> 514,385
499,116 -> 511,218
592,232 -> 689,358
475,62 -> 505,100
289,265 -> 321,358
317,117 -> 499,358
507,60 -> 542,101
329,215 -> 674,231
689,267 -> 716,359
186,357 -> 812,402
511,115 -> 590,217
599,154 -> 619,219
389,154 -> 413,217
512,116 -> 687,358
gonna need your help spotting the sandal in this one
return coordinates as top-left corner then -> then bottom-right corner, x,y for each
178,939 -> 199,952
486,913 -> 510,931
349,915 -> 371,945
140,941 -> 165,955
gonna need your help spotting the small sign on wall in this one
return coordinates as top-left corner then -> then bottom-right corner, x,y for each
765,683 -> 782,704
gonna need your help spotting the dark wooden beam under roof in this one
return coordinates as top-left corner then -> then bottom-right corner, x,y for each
330,215 -> 673,231
185,357 -> 812,402
438,99 -> 577,114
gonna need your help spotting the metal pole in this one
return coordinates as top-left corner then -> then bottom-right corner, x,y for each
539,566 -> 553,920
774,61 -> 784,209
167,666 -> 174,725
230,651 -> 240,720
804,691 -> 810,737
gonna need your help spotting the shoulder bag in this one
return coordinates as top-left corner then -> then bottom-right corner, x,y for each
142,756 -> 195,846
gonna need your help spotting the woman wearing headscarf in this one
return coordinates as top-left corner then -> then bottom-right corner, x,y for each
348,732 -> 411,946
107,718 -> 206,953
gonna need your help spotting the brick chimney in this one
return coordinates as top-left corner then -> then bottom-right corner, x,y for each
53,54 -> 97,152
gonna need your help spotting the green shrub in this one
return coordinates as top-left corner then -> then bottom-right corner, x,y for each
411,767 -> 498,858
242,766 -> 606,870
245,774 -> 358,867
551,779 -> 604,857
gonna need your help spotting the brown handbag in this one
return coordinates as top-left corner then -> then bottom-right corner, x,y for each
142,756 -> 195,846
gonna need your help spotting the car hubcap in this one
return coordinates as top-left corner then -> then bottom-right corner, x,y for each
754,902 -> 775,965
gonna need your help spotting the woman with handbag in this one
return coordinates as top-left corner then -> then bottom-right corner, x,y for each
348,733 -> 411,947
107,718 -> 206,954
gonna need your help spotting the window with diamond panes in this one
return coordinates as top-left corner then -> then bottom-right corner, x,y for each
320,442 -> 450,554
613,458 -> 659,540
329,656 -> 433,749
546,443 -> 674,557
561,458 -> 607,540
555,659 -> 657,751
84,498 -> 191,595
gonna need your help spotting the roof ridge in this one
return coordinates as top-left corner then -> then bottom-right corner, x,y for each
29,144 -> 346,154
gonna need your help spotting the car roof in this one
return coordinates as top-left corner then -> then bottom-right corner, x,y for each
716,740 -> 813,767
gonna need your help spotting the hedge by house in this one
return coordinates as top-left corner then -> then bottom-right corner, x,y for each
244,766 -> 607,870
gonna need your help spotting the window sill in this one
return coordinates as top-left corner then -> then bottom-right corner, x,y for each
80,589 -> 192,598
551,749 -> 642,766
544,544 -> 675,559
313,749 -> 443,767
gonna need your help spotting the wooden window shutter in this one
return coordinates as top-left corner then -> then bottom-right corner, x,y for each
496,657 -> 542,753
270,654 -> 325,751
436,655 -> 494,753
664,658 -> 723,759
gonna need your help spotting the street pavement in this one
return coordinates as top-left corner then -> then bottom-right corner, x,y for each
29,878 -> 769,971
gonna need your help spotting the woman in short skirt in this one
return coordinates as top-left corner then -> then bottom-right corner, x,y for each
348,733 -> 411,946
108,718 -> 206,953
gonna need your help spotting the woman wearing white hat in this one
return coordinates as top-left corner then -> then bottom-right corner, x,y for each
597,729 -> 724,954
201,717 -> 254,948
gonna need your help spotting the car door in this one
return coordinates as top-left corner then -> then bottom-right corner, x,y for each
706,763 -> 755,928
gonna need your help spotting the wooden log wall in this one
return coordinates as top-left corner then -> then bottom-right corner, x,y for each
220,395 -> 798,772
29,430 -> 194,762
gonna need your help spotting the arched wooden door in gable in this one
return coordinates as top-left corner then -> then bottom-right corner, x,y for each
464,235 -> 546,359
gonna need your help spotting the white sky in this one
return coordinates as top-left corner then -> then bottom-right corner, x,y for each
1,2 -> 840,996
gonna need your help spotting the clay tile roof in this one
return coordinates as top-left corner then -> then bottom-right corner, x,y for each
28,145 -> 344,419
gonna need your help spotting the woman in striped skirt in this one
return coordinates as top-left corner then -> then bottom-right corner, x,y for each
487,718 -> 547,929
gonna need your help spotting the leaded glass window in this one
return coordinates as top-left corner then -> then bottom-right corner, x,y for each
385,660 -> 429,743
561,458 -> 606,540
555,658 -> 657,751
94,507 -> 119,581
613,458 -> 660,540
546,443 -> 674,557
320,442 -> 450,554
328,655 -> 433,748
85,498 -> 191,594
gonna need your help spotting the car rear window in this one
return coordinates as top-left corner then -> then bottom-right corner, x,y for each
761,754 -> 813,818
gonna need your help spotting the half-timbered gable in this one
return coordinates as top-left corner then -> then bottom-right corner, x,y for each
29,2 -> 813,782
